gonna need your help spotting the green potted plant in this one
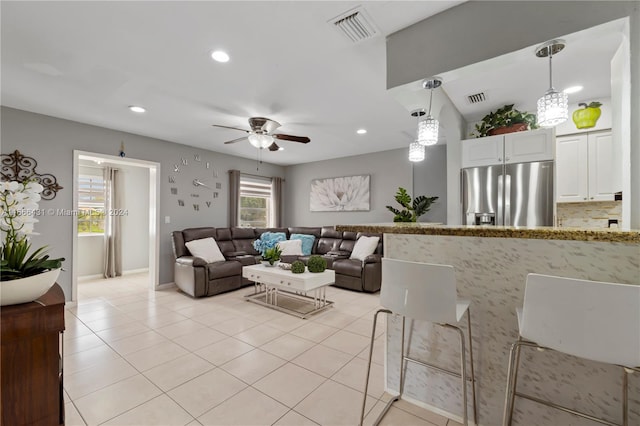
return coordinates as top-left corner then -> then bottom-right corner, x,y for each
307,255 -> 327,273
291,260 -> 306,274
572,101 -> 602,129
261,246 -> 282,267
386,187 -> 438,223
472,104 -> 538,138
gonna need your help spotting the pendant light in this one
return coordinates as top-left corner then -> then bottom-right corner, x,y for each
409,109 -> 426,162
536,40 -> 568,127
418,78 -> 442,146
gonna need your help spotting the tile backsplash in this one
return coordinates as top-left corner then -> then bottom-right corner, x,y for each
557,200 -> 621,228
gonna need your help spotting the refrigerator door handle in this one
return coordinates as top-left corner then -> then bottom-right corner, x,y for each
497,174 -> 503,226
504,174 -> 512,226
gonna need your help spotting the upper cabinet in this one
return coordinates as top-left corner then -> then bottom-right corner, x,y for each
556,130 -> 614,202
461,128 -> 554,168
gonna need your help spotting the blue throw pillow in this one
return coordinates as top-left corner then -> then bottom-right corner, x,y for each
253,232 -> 287,255
289,233 -> 316,256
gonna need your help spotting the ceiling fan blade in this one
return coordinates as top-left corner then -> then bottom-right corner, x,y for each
223,136 -> 249,144
273,133 -> 310,143
268,142 -> 280,151
212,124 -> 250,133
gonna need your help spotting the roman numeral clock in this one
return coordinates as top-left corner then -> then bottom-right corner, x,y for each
168,154 -> 221,211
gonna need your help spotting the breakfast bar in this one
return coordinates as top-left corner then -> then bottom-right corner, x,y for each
337,224 -> 640,425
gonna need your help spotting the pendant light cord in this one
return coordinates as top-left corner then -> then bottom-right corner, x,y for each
548,50 -> 554,90
427,88 -> 434,116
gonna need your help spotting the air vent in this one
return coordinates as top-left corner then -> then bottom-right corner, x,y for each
329,7 -> 379,43
466,92 -> 487,104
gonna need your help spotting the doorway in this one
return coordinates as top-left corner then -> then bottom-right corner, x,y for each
71,150 -> 160,302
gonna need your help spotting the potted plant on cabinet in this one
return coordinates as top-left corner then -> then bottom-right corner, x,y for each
472,104 -> 539,138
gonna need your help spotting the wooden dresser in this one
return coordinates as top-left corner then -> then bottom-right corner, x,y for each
1,284 -> 65,426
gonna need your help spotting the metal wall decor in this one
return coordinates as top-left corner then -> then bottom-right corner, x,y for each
0,150 -> 63,200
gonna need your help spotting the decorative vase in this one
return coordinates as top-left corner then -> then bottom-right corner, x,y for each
0,268 -> 61,306
261,260 -> 280,267
488,122 -> 529,136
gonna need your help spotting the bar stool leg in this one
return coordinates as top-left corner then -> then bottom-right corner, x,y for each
455,326 -> 468,426
467,310 -> 478,425
622,368 -> 628,426
502,338 -> 523,426
359,309 -> 391,426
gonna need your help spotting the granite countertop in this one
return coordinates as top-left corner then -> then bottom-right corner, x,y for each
336,223 -> 640,243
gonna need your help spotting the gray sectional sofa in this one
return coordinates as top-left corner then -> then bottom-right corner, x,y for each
171,226 -> 383,297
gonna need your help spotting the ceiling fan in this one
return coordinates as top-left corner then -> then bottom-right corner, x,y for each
213,117 -> 310,151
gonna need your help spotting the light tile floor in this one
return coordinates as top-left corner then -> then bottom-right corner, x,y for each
65,273 -> 460,426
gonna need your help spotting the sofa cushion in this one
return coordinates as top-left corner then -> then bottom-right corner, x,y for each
316,237 -> 341,255
320,226 -> 341,238
333,259 -> 363,278
183,227 -> 216,242
350,236 -> 380,261
185,238 -> 226,263
277,239 -> 304,256
289,233 -> 316,256
206,260 -> 242,279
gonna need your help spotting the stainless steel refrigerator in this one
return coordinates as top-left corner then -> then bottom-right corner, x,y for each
461,161 -> 554,226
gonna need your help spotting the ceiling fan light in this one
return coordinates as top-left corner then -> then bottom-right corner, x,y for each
247,134 -> 273,149
417,116 -> 438,146
537,89 -> 568,127
409,142 -> 425,162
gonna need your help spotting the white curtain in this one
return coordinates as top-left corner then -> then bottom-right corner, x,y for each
103,167 -> 122,278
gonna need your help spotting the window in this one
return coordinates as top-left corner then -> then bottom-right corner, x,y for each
77,174 -> 106,234
239,175 -> 273,228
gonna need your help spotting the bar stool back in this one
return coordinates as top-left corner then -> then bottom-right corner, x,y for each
359,258 -> 477,426
503,273 -> 640,426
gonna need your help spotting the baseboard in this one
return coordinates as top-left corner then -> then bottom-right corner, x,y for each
157,282 -> 176,291
122,268 -> 149,275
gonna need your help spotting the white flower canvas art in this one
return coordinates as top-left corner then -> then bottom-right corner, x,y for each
309,175 -> 370,212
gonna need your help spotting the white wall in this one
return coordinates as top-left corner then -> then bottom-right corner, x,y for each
120,164 -> 150,271
1,107 -> 285,299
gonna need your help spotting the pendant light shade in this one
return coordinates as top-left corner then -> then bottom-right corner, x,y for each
536,40 -> 568,128
417,78 -> 442,146
409,142 -> 425,162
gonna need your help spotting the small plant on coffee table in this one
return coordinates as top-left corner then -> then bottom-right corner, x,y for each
291,260 -> 306,274
262,246 -> 282,266
307,255 -> 327,273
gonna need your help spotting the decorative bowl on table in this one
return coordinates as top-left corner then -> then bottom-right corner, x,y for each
278,263 -> 292,270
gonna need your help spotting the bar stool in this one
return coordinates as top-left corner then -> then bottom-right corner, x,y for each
359,258 -> 477,426
503,273 -> 640,426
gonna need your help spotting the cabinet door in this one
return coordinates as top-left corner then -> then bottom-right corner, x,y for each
504,128 -> 554,164
588,131 -> 614,201
556,134 -> 588,202
461,135 -> 503,168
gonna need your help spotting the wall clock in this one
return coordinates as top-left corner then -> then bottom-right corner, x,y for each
168,154 -> 220,210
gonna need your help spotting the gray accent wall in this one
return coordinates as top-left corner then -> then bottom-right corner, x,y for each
387,0 -> 640,228
284,148 -> 447,226
1,107 -> 285,299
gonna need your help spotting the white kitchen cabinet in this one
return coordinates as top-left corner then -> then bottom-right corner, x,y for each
556,130 -> 614,202
461,128 -> 553,168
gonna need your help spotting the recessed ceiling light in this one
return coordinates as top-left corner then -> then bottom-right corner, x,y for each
357,129 -> 367,134
563,85 -> 583,94
128,105 -> 146,113
211,50 -> 230,63
278,146 -> 284,151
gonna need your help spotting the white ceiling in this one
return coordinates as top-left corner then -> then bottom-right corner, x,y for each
1,0 -> 464,166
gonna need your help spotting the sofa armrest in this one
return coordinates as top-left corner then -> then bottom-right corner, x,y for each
326,250 -> 351,259
363,254 -> 382,264
176,256 -> 207,267
223,250 -> 248,259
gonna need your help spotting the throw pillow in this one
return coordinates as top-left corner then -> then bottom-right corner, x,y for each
185,237 -> 225,263
350,236 -> 380,261
277,239 -> 304,256
289,233 -> 316,256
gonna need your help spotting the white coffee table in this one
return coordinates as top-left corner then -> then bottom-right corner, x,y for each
242,264 -> 335,318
